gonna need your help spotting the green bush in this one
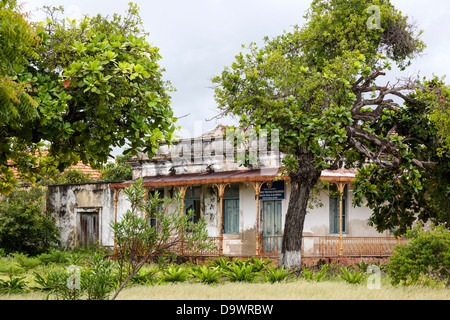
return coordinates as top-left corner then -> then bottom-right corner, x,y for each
33,253 -> 116,300
264,265 -> 295,283
33,269 -> 81,300
339,266 -> 365,284
81,253 -> 116,300
0,275 -> 28,294
0,258 -> 25,275
161,265 -> 191,283
223,262 -> 260,282
301,265 -> 328,282
59,169 -> 94,184
130,267 -> 158,285
190,265 -> 223,284
100,154 -> 132,181
36,249 -> 70,265
0,187 -> 60,255
388,221 -> 450,286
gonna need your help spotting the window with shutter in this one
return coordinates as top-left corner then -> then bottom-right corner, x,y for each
329,184 -> 347,234
223,184 -> 239,234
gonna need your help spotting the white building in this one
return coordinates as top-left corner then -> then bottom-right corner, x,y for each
106,126 -> 403,259
47,126 -> 405,262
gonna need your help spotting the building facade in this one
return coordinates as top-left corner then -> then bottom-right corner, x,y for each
48,126 -> 404,258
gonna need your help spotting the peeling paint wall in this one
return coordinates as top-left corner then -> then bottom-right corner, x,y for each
45,126 -> 387,256
47,183 -> 129,248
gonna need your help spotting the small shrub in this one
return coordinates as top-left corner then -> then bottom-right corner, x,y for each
353,261 -> 370,272
33,269 -> 76,300
301,266 -> 328,282
339,266 -> 365,284
82,253 -> 116,300
207,257 -> 231,271
161,265 -> 190,283
264,265 -> 295,283
33,253 -> 117,300
0,275 -> 28,294
11,252 -> 41,270
0,257 -> 25,275
130,267 -> 158,285
388,221 -> 450,286
224,263 -> 259,282
36,249 -> 70,265
249,257 -> 273,272
190,265 -> 223,284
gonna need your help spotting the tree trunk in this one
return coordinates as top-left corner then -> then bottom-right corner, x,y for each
279,157 -> 321,270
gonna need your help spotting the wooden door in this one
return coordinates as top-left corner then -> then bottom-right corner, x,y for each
79,212 -> 99,246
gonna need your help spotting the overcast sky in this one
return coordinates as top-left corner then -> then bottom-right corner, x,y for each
23,0 -> 450,142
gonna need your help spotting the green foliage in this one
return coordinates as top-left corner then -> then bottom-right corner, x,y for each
0,257 -> 25,275
100,154 -> 132,181
190,265 -> 223,284
81,253 -> 116,300
0,275 -> 28,294
33,252 -> 116,300
0,0 -> 41,195
207,256 -> 232,270
264,264 -> 295,283
388,221 -> 450,286
352,81 -> 450,233
249,256 -> 273,272
301,265 -> 328,282
161,265 -> 190,283
32,270 -> 69,299
213,0 -> 425,176
130,267 -> 158,285
0,187 -> 60,255
110,177 -> 213,299
10,252 -> 41,270
59,169 -> 95,184
1,2 -> 177,195
339,266 -> 365,284
36,249 -> 70,265
223,262 -> 260,283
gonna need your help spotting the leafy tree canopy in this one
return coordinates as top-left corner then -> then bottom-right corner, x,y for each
0,2 -> 177,195
212,0 -> 449,267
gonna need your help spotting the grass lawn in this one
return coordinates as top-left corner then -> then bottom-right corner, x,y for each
2,278 -> 448,300
115,279 -> 450,300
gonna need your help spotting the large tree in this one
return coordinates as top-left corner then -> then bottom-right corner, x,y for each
0,0 -> 42,194
0,3 -> 177,194
212,0 -> 448,269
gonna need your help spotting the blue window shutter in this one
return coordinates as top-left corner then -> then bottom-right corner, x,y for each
224,199 -> 239,234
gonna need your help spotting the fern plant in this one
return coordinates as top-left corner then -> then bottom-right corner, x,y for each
207,257 -> 231,271
301,266 -> 328,282
161,265 -> 190,283
339,266 -> 365,284
249,257 -> 273,272
190,265 -> 223,284
224,263 -> 260,282
0,275 -> 28,294
264,265 -> 295,283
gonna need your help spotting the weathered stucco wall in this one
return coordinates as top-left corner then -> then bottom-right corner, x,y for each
45,126 -> 386,256
46,180 -> 385,255
47,183 -> 129,247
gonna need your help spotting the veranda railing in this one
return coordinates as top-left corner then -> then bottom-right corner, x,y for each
261,235 -> 408,257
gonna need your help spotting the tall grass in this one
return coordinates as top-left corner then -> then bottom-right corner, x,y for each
115,280 -> 450,300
